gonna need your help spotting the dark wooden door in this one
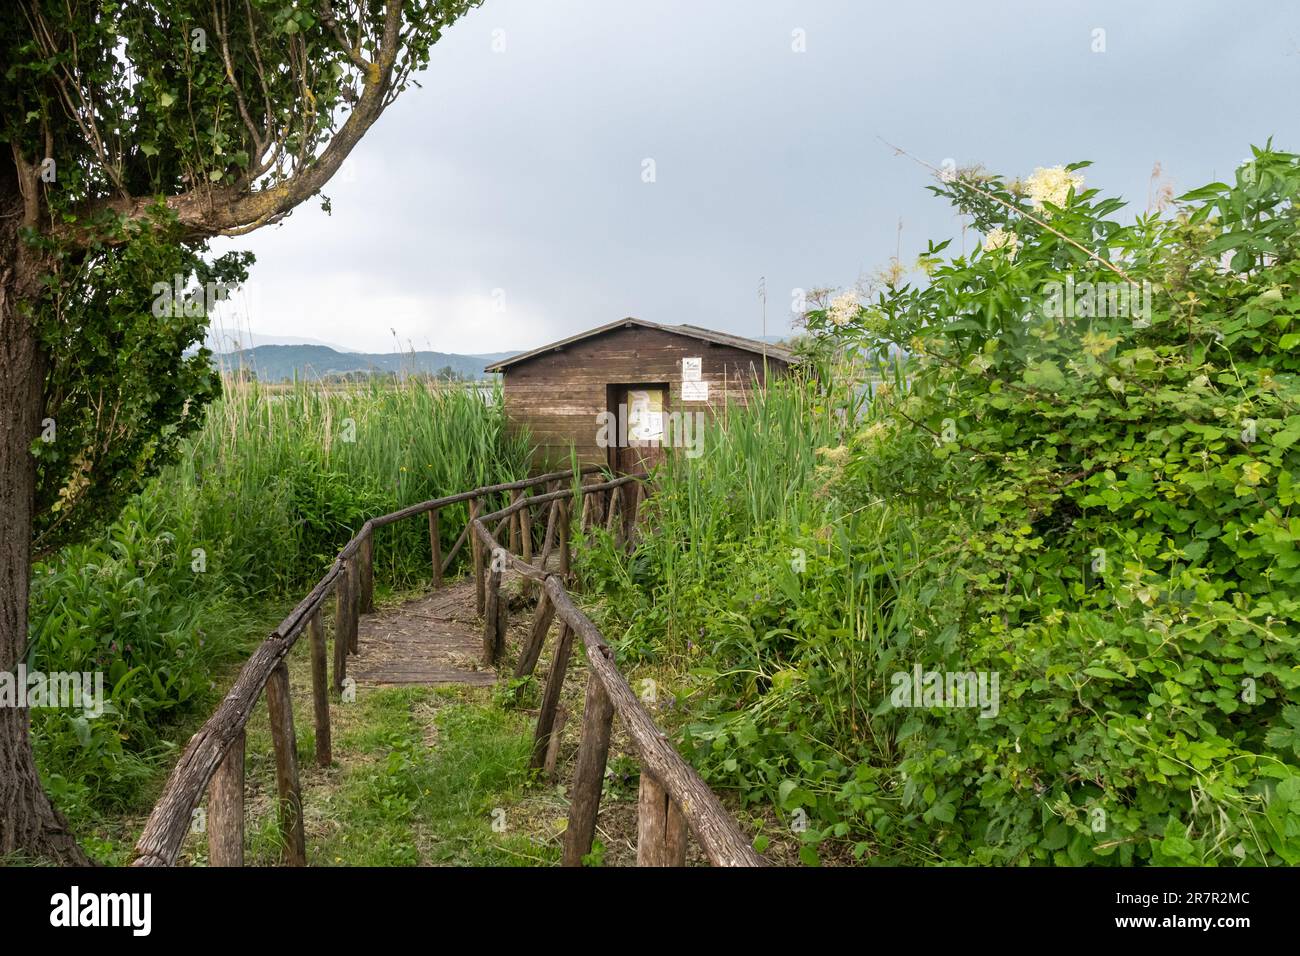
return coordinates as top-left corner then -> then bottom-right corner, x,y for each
609,383 -> 668,476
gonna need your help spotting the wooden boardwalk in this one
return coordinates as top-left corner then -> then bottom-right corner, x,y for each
349,578 -> 495,687
131,469 -> 762,868
349,566 -> 539,688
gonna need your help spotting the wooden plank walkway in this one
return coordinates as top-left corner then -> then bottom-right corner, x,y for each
349,577 -> 496,687
130,471 -> 764,868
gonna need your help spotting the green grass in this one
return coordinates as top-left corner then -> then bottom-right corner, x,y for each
241,683 -> 558,867
579,373 -> 867,661
328,690 -> 548,866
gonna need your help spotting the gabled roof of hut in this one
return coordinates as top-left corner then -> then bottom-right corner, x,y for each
483,317 -> 797,373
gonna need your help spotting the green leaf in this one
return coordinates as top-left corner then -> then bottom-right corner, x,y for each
1084,666 -> 1123,679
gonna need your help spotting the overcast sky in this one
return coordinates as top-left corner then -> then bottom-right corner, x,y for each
207,0 -> 1300,356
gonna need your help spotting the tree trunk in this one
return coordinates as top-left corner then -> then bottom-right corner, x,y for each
0,162 -> 90,864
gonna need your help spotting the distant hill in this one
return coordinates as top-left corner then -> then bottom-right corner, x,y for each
213,344 -> 517,381
204,330 -> 355,352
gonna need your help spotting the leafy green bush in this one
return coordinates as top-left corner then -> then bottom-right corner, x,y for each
30,497 -> 252,818
582,145 -> 1300,866
807,145 -> 1300,864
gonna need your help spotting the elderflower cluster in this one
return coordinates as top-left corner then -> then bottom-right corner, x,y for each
816,444 -> 850,465
860,421 -> 889,443
982,226 -> 1019,258
1023,165 -> 1085,212
876,258 -> 907,288
813,445 -> 851,499
828,291 -> 859,327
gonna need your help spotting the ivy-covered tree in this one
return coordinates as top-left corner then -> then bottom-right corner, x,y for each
0,0 -> 480,863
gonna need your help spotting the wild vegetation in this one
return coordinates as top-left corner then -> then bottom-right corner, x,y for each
579,145 -> 1300,866
23,139 -> 1300,868
28,380 -> 526,853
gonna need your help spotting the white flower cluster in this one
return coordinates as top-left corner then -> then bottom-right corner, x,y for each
828,291 -> 859,327
982,226 -> 1019,258
1024,165 -> 1085,212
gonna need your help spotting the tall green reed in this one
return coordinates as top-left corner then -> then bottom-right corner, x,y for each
616,374 -> 860,651
167,377 -> 530,594
575,371 -> 936,857
31,375 -> 529,824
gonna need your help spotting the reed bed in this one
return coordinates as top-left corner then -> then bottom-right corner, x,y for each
30,375 -> 528,824
168,377 -> 529,594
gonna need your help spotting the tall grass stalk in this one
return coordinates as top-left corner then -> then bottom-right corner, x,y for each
635,375 -> 860,651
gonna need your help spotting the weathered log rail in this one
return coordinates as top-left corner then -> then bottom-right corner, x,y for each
130,464 -> 761,868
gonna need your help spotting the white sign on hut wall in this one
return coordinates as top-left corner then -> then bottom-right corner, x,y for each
681,356 -> 707,401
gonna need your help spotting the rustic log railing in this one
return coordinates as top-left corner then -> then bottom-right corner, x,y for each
130,464 -> 761,868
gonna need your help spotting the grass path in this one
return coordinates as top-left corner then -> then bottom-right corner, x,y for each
80,580 -> 785,868
272,683 -> 559,867
182,591 -> 568,867
172,583 -> 605,867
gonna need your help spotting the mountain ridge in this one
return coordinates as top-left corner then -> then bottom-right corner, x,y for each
213,343 -> 517,381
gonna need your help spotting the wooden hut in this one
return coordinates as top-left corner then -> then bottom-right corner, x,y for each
484,318 -> 795,472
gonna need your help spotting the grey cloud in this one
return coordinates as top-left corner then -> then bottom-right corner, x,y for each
212,0 -> 1300,353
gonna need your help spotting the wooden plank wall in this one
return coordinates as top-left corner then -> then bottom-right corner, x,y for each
500,324 -> 789,470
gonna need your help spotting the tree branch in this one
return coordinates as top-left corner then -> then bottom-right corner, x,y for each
55,0 -> 405,245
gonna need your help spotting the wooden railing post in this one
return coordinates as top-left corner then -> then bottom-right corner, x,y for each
207,729 -> 245,867
539,496 -> 559,572
471,499 -> 484,615
531,622 -> 574,771
494,564 -> 508,662
562,672 -> 615,866
358,531 -> 374,614
440,520 -> 470,580
665,789 -> 688,864
347,556 -> 360,654
520,492 -> 534,595
521,492 -> 534,558
509,489 -> 522,553
308,609 -> 331,767
266,662 -> 306,866
428,508 -> 443,588
483,553 -> 502,667
333,562 -> 349,695
514,590 -> 555,683
637,770 -> 687,866
544,705 -> 568,777
559,499 -> 571,579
